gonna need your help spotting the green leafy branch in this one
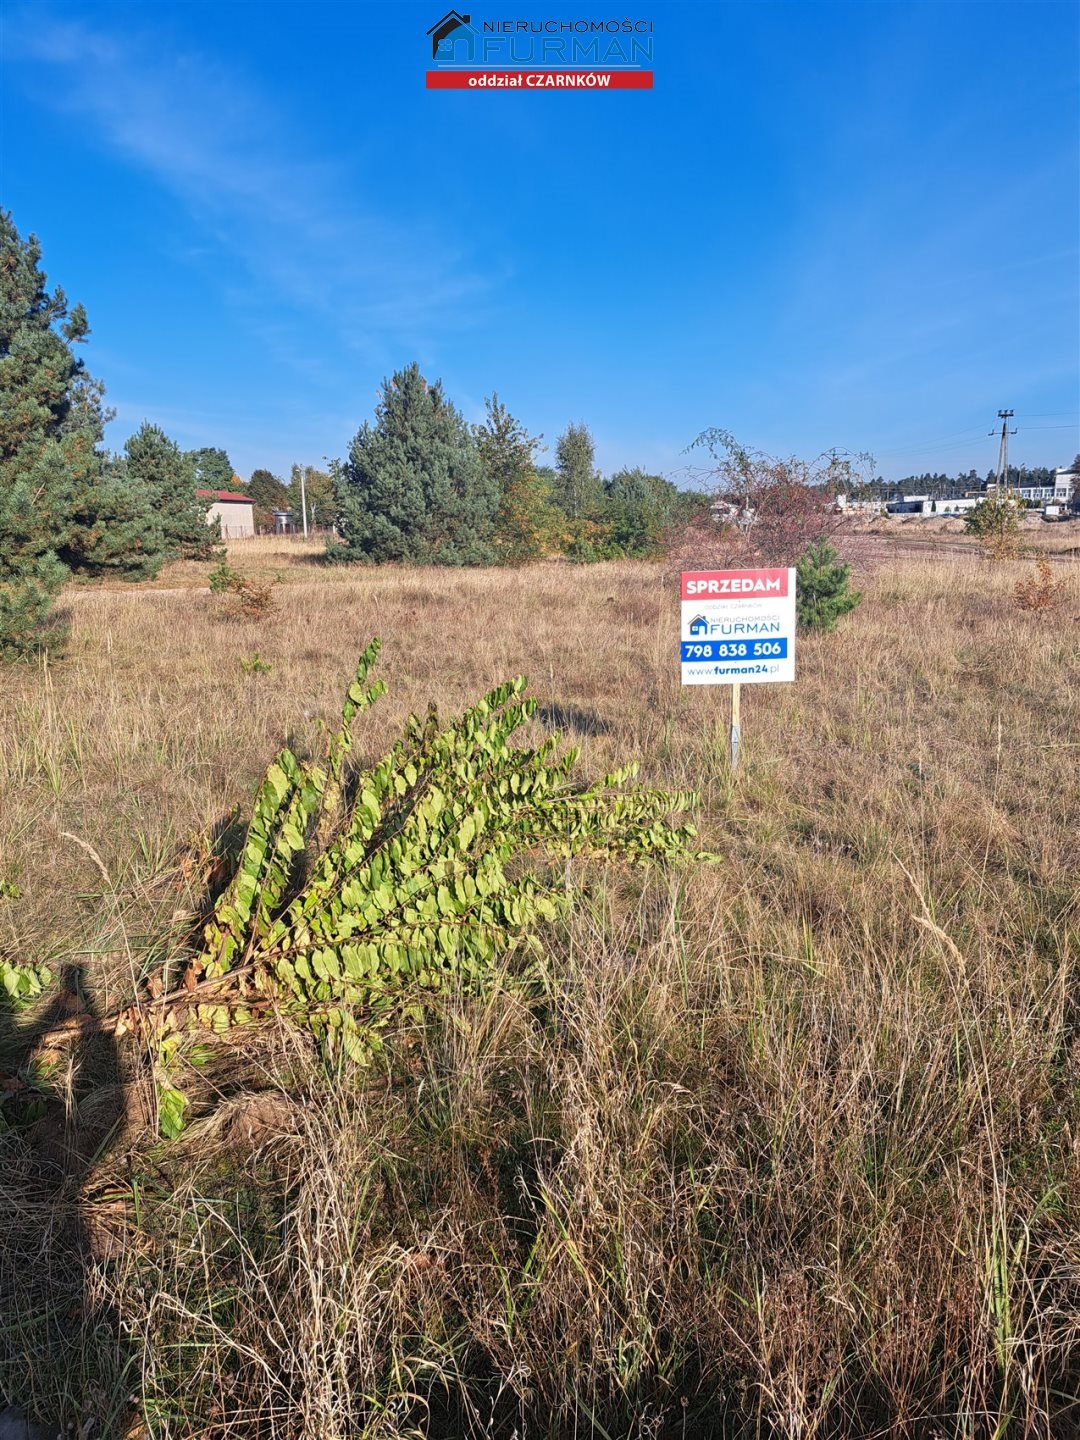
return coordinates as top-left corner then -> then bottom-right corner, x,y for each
26,639 -> 705,1134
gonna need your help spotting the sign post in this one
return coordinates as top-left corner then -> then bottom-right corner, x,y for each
730,680 -> 741,772
680,568 -> 797,772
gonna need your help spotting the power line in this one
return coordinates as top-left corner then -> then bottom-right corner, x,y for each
875,418 -> 1077,460
874,425 -> 986,452
877,438 -> 989,460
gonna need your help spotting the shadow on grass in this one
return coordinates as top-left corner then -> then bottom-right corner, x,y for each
536,701 -> 613,738
0,965 -> 135,1437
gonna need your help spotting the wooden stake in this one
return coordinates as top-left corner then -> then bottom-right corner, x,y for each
730,681 -> 742,772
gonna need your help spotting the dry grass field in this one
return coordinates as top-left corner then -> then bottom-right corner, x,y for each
1,539 -> 1078,1438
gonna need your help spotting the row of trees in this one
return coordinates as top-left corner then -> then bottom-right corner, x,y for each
329,390 -> 862,627
2,210 -> 863,656
328,363 -> 710,567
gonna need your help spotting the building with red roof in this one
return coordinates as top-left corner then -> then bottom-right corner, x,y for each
197,488 -> 255,538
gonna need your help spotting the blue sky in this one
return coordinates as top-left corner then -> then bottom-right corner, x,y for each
3,0 -> 1077,484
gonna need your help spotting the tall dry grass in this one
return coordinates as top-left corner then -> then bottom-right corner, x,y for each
0,544 -> 1078,1437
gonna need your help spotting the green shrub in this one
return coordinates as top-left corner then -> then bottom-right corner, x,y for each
964,492 -> 1023,557
208,558 -> 240,593
0,556 -> 69,660
151,639 -> 704,1128
209,559 -> 275,619
795,539 -> 862,632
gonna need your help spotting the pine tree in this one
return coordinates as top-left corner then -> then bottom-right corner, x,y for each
795,540 -> 862,632
553,421 -> 602,520
126,422 -> 215,559
1,214 -> 216,651
1,212 -> 95,654
964,491 -> 1023,558
61,451 -> 167,579
331,363 -> 497,566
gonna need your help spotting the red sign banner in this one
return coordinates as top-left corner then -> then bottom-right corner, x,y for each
426,70 -> 653,90
681,569 -> 790,600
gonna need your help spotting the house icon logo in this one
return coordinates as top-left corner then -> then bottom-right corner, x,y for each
688,615 -> 709,637
428,9 -> 473,59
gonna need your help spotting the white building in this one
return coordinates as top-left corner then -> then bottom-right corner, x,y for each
923,496 -> 982,515
1052,467 -> 1077,502
1010,480 -> 1063,502
886,494 -> 982,516
198,488 -> 255,538
835,494 -> 887,515
987,471 -> 1074,503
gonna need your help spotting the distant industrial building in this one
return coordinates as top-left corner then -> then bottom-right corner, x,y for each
885,494 -> 982,516
988,472 -> 1072,503
883,465 -> 1076,519
1042,467 -> 1079,519
1052,467 -> 1078,501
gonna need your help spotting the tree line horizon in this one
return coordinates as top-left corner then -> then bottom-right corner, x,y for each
3,207 -> 1026,659
206,366 -> 714,567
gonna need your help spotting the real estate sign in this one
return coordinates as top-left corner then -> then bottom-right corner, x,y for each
680,569 -> 797,686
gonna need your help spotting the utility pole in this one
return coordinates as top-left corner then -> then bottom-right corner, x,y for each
300,467 -> 309,538
990,409 -> 1016,490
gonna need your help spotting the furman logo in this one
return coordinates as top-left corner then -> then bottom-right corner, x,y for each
687,617 -> 782,637
681,569 -> 788,598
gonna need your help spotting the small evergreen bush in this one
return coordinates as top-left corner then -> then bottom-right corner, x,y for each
965,492 -> 1023,558
795,540 -> 862,632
